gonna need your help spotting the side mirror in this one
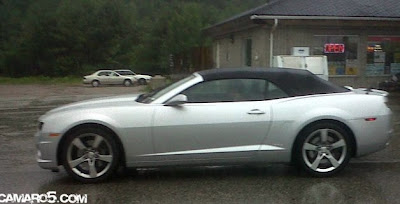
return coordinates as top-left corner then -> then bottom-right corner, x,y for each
164,94 -> 188,106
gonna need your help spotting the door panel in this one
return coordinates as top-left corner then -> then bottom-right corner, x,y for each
109,75 -> 124,84
150,101 -> 272,163
97,71 -> 111,84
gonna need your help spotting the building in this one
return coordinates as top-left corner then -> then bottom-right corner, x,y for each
204,0 -> 400,87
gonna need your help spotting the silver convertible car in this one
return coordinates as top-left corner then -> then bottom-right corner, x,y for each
35,68 -> 392,182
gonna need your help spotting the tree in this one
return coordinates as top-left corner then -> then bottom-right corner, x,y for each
0,0 -> 266,77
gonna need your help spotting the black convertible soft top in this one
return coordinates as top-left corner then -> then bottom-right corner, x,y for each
197,67 -> 349,97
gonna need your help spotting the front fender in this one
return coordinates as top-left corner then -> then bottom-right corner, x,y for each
41,111 -> 126,158
42,111 -> 121,137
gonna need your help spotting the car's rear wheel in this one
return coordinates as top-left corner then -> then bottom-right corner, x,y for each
295,122 -> 351,176
123,79 -> 132,87
62,128 -> 120,182
138,78 -> 146,85
91,80 -> 100,87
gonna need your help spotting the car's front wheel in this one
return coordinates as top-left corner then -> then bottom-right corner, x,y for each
138,78 -> 146,85
62,127 -> 120,182
294,122 -> 352,176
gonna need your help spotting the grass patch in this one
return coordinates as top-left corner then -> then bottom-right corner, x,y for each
0,76 -> 82,85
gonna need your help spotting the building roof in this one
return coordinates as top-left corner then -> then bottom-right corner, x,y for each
252,0 -> 400,18
197,68 -> 349,96
209,0 -> 400,29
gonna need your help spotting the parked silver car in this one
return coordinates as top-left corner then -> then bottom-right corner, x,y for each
114,69 -> 152,85
83,70 -> 137,87
36,68 -> 392,182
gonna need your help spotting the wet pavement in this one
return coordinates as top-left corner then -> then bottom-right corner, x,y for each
0,85 -> 399,204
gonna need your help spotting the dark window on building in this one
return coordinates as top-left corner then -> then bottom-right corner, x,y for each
244,39 -> 252,67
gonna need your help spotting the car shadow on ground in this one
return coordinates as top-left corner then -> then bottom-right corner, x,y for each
35,163 -> 392,203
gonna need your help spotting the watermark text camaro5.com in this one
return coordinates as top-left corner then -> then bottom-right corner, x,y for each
0,191 -> 87,203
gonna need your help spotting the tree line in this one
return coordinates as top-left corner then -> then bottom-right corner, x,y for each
0,0 -> 265,77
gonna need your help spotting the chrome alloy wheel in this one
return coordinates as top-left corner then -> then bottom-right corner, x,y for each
302,129 -> 347,173
66,133 -> 113,179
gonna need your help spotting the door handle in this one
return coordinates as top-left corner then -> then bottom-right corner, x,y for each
247,109 -> 265,115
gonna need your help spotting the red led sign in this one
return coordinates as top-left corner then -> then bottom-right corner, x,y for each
324,43 -> 345,53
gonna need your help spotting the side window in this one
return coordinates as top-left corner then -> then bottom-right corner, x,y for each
265,82 -> 289,100
98,71 -> 111,76
181,78 -> 288,103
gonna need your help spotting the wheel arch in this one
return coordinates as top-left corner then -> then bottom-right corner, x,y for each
91,79 -> 100,87
137,78 -> 148,85
290,119 -> 357,163
56,123 -> 126,167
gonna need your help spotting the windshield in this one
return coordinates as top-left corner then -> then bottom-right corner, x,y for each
115,70 -> 135,76
136,74 -> 196,104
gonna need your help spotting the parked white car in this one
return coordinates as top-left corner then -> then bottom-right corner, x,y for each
114,69 -> 152,85
83,70 -> 137,87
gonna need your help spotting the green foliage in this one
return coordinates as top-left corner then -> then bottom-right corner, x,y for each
0,0 -> 266,77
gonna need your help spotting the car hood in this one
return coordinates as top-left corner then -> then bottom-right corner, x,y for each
135,74 -> 152,79
41,94 -> 143,119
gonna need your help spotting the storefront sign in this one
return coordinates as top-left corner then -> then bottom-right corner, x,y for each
324,43 -> 345,53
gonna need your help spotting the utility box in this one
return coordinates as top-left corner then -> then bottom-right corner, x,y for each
273,55 -> 329,81
291,47 -> 310,56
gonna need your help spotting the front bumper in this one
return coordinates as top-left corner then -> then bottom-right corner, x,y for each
35,131 -> 59,170
82,79 -> 91,84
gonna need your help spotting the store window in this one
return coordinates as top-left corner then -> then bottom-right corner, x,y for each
313,35 -> 359,76
367,36 -> 400,76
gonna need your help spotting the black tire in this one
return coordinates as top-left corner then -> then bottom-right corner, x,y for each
294,122 -> 352,177
61,127 -> 120,183
138,78 -> 146,85
91,80 -> 100,87
123,79 -> 132,87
